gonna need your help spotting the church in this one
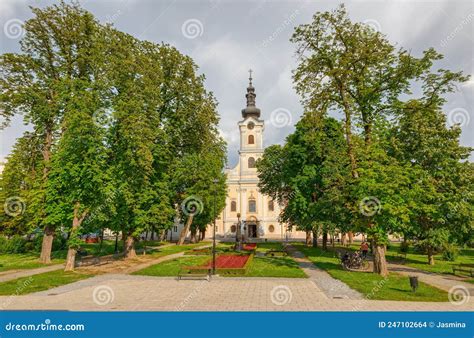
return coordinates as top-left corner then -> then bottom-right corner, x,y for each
213,72 -> 306,240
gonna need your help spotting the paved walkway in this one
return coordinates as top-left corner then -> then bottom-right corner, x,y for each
0,264 -> 64,283
388,262 -> 474,294
286,245 -> 363,299
1,274 -> 471,311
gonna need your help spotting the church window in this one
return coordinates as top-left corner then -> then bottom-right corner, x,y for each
231,225 -> 237,233
249,199 -> 256,213
231,200 -> 237,212
248,157 -> 256,168
268,225 -> 275,233
248,135 -> 254,144
268,200 -> 274,211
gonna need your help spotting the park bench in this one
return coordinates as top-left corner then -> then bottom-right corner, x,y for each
452,264 -> 474,277
178,266 -> 211,281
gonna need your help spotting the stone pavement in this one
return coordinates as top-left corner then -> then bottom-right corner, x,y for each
0,264 -> 64,283
1,274 -> 471,311
388,262 -> 474,295
286,244 -> 363,299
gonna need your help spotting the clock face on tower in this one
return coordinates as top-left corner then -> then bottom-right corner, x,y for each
247,122 -> 255,130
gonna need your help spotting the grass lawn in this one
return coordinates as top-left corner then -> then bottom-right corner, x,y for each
342,242 -> 474,276
0,269 -> 93,296
0,253 -> 64,273
293,243 -> 449,302
149,242 -> 209,258
136,242 -> 307,278
134,256 -> 210,276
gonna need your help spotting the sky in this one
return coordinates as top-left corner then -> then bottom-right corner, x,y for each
0,0 -> 473,167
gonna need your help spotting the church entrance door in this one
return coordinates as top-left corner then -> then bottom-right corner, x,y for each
248,223 -> 257,238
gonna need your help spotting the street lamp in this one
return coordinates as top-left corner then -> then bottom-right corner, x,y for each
212,178 -> 219,275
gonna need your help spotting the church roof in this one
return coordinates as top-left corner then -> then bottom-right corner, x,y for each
241,69 -> 261,119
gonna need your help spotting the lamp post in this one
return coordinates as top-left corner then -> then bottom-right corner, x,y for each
212,178 -> 218,275
235,213 -> 241,251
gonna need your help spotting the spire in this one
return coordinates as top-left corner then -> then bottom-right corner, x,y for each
242,69 -> 261,118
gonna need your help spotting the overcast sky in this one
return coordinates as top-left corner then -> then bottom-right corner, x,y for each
1,0 -> 473,166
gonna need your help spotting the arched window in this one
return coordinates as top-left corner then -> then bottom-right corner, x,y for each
230,200 -> 237,212
248,157 -> 256,168
248,135 -> 254,144
248,199 -> 256,213
268,225 -> 275,233
231,225 -> 237,233
268,200 -> 274,211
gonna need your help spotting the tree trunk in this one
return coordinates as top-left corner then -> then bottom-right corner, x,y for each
39,225 -> 54,264
39,128 -> 54,264
322,231 -> 328,250
305,230 -> 312,246
125,235 -> 136,258
190,228 -> 197,243
373,244 -> 388,277
341,233 -> 347,246
200,230 -> 205,241
64,202 -> 87,272
312,228 -> 318,248
348,231 -> 354,244
177,214 -> 193,245
427,246 -> 435,265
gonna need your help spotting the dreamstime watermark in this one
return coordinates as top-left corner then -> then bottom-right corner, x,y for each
181,195 -> 204,216
181,19 -> 204,39
261,9 -> 300,48
448,285 -> 470,306
440,13 -> 474,48
359,196 -> 382,217
351,275 -> 389,311
175,279 -> 208,311
0,276 -> 33,310
362,19 -> 381,37
105,9 -> 122,24
269,108 -> 292,128
270,285 -> 292,306
5,319 -> 85,332
3,18 -> 25,39
4,196 -> 26,217
447,108 -> 470,127
92,285 -> 115,305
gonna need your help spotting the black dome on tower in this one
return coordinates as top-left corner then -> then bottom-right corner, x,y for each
242,69 -> 261,119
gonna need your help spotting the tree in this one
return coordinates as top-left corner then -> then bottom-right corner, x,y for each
0,1 -> 104,263
290,4 -> 469,275
0,133 -> 42,236
257,115 -> 350,247
390,100 -> 473,265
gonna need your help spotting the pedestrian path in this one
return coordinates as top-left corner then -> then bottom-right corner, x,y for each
285,244 -> 363,299
388,262 -> 474,294
0,264 -> 64,283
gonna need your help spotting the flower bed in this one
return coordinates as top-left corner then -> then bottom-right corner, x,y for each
243,243 -> 257,251
188,254 -> 254,275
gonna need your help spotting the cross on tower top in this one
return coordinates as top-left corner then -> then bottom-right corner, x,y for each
248,69 -> 253,85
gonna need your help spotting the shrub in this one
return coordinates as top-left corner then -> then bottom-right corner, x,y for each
441,244 -> 459,262
399,241 -> 410,254
5,235 -> 28,253
0,236 -> 8,253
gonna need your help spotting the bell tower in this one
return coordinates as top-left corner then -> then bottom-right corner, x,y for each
239,70 -> 264,174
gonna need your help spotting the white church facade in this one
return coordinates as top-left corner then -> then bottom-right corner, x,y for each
213,72 -> 306,240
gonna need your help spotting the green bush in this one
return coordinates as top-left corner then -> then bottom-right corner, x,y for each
0,236 -> 8,253
33,234 -> 67,252
441,244 -> 459,262
399,241 -> 410,254
5,235 -> 28,253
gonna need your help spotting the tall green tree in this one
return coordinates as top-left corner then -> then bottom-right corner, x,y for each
390,100 -> 473,265
0,1 -> 103,263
